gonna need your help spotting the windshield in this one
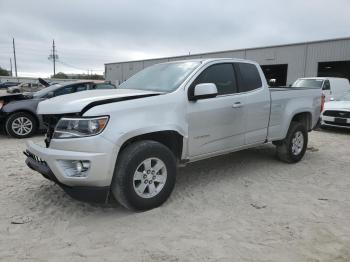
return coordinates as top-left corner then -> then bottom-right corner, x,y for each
33,83 -> 62,98
292,79 -> 324,88
119,61 -> 201,92
339,91 -> 350,101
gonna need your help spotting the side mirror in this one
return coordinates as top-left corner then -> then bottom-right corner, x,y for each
268,79 -> 277,86
190,83 -> 218,101
46,91 -> 54,98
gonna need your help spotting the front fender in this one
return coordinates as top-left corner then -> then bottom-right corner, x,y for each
102,124 -> 188,158
3,100 -> 39,115
112,125 -> 186,146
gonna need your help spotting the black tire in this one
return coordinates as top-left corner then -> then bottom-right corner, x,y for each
5,112 -> 38,138
111,140 -> 177,211
276,121 -> 308,163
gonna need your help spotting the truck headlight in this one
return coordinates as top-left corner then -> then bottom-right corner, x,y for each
53,116 -> 109,139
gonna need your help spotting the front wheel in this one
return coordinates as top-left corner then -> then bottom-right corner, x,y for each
5,112 -> 38,138
111,140 -> 177,211
276,122 -> 308,163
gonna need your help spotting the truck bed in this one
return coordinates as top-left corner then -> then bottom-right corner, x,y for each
267,87 -> 322,141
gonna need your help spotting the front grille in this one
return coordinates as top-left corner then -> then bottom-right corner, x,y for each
24,150 -> 47,166
42,113 -> 78,147
325,121 -> 350,127
43,115 -> 62,148
323,110 -> 350,118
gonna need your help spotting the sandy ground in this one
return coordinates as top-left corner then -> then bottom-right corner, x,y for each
0,89 -> 350,261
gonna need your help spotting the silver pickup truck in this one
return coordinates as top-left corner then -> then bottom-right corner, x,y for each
25,59 -> 323,210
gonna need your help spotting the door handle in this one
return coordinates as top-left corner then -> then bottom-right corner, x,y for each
232,102 -> 243,108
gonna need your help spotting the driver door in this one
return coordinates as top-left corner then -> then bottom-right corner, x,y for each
187,63 -> 245,158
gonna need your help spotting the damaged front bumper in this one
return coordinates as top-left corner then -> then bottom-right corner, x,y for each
24,139 -> 117,203
25,150 -> 110,203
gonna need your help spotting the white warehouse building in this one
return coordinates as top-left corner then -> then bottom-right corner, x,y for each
105,37 -> 350,86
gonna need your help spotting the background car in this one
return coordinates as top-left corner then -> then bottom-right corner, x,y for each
0,82 -> 21,89
321,91 -> 350,129
7,82 -> 47,93
0,81 -> 116,138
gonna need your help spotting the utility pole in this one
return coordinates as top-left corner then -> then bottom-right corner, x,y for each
10,58 -> 13,76
52,40 -> 56,76
12,38 -> 18,77
48,39 -> 58,77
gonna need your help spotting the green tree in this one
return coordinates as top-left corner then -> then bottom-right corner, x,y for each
70,74 -> 104,80
52,72 -> 68,79
81,74 -> 104,80
0,66 -> 10,76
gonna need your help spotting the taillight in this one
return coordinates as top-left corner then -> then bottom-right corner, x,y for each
320,94 -> 325,112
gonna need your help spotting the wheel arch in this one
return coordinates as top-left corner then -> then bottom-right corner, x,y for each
6,110 -> 40,126
290,111 -> 312,131
118,130 -> 185,161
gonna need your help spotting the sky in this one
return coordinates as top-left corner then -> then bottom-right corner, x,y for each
0,0 -> 350,77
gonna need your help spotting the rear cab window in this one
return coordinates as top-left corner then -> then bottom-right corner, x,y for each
235,63 -> 262,92
322,80 -> 331,90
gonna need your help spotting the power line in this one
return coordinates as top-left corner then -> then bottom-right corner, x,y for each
4,39 -> 104,75
58,60 -> 103,72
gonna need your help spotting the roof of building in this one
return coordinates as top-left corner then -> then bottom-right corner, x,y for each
105,36 -> 350,66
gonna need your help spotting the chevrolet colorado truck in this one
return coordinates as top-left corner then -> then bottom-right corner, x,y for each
25,59 -> 323,211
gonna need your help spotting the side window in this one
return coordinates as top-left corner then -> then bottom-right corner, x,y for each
94,84 -> 116,90
75,84 -> 88,92
236,63 -> 262,92
54,86 -> 74,96
322,80 -> 330,90
194,63 -> 237,95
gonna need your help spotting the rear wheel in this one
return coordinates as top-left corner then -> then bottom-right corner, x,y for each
111,140 -> 177,211
5,112 -> 38,138
276,122 -> 308,163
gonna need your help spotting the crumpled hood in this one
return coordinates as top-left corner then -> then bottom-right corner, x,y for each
37,89 -> 162,115
324,100 -> 350,111
0,93 -> 33,103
